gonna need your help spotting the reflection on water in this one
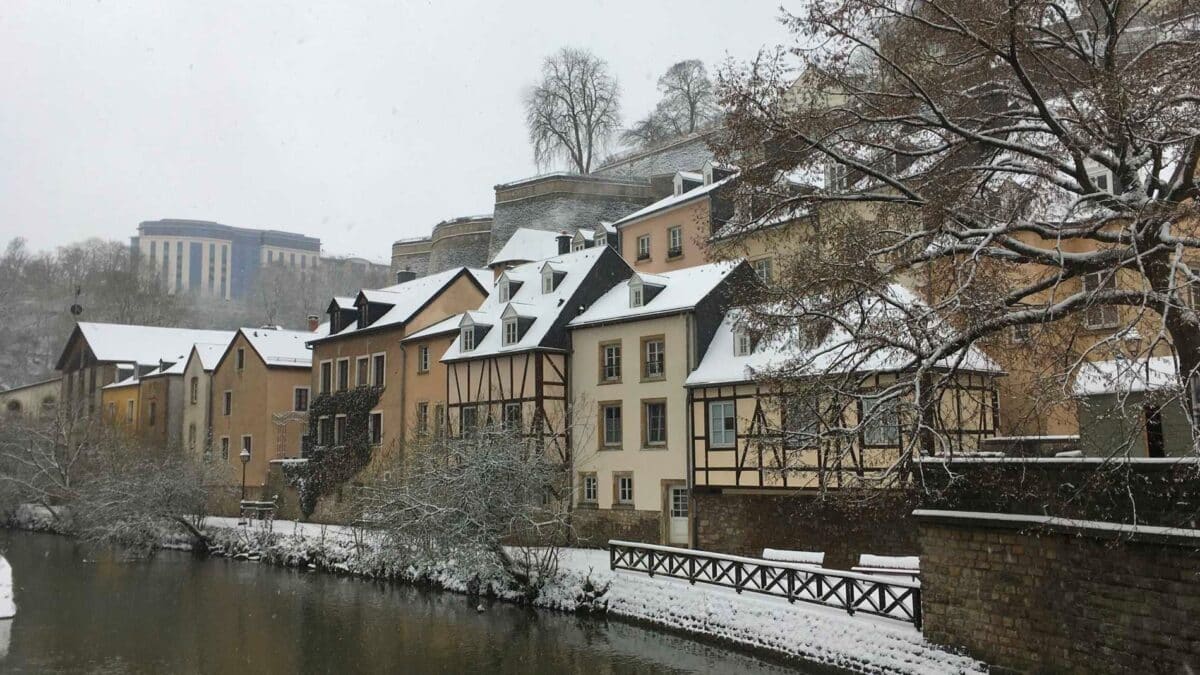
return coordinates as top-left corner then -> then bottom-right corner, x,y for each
0,531 -> 827,674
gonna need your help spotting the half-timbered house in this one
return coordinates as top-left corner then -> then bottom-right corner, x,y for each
441,245 -> 633,459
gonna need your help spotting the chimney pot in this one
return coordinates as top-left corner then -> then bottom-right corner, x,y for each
306,315 -> 320,332
555,231 -> 572,255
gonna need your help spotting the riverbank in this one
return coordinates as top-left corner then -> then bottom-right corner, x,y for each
5,508 -> 983,674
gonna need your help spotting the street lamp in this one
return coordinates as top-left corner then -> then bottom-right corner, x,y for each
239,447 -> 250,503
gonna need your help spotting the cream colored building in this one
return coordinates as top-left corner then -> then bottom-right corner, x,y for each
0,377 -> 60,418
180,341 -> 234,461
566,261 -> 752,547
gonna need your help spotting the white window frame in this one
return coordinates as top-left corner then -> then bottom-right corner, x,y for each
644,339 -> 665,379
1082,272 -> 1120,329
503,402 -> 522,432
417,345 -> 430,373
336,358 -> 350,391
734,331 -> 752,357
602,343 -> 621,382
861,393 -> 900,446
630,283 -> 644,308
636,234 -> 651,260
319,360 -> 332,393
222,390 -> 232,416
416,401 -> 429,433
220,436 -> 230,461
825,162 -> 849,192
356,355 -> 370,387
753,258 -> 773,284
461,327 -> 475,352
602,403 -> 622,447
542,270 -> 555,294
498,280 -> 510,303
334,414 -> 347,445
667,226 -> 682,255
241,434 -> 252,458
503,317 -> 519,346
709,401 -> 736,447
368,410 -> 383,446
582,474 -> 598,502
616,475 -> 634,504
372,352 -> 386,387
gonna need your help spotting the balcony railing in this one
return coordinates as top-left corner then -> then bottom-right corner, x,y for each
609,540 -> 921,627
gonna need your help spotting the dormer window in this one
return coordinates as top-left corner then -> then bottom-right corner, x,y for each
571,231 -> 589,252
1088,167 -> 1114,194
497,273 -> 522,303
358,303 -> 369,328
503,317 -> 519,345
461,326 -> 475,352
631,285 -> 644,307
498,282 -> 510,303
825,162 -> 849,193
499,304 -> 533,346
734,330 -> 752,357
540,263 -> 564,294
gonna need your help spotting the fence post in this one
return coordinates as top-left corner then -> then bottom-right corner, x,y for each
648,549 -> 655,578
912,587 -> 922,629
845,578 -> 856,617
689,555 -> 696,585
786,568 -> 795,604
609,544 -> 616,571
734,562 -> 743,594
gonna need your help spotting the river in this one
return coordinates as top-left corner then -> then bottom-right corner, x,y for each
0,530 -> 831,674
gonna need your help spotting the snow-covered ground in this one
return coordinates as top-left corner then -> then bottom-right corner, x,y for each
201,517 -> 984,674
0,554 -> 14,619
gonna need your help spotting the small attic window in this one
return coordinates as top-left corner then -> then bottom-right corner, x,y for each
461,327 -> 475,352
498,279 -> 511,303
541,264 -> 563,294
629,278 -> 645,308
1088,167 -> 1114,194
734,330 -> 752,357
825,163 -> 849,193
503,316 -> 519,345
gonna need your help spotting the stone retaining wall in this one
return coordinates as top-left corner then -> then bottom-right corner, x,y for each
571,507 -> 659,547
917,511 -> 1200,673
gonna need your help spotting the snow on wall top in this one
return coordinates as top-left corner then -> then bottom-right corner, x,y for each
488,228 -> 564,268
1072,355 -> 1179,396
686,285 -> 1002,387
73,323 -> 235,368
568,261 -> 741,328
443,247 -> 612,361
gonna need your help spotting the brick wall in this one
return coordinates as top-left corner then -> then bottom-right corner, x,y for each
572,507 -> 659,547
918,513 -> 1200,673
692,490 -> 918,569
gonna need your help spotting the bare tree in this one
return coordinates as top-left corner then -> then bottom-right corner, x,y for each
356,424 -> 573,600
524,47 -> 621,174
620,113 -> 674,149
714,0 -> 1200,465
0,398 -> 106,521
656,59 -> 718,135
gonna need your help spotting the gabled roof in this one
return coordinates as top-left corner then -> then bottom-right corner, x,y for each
56,322 -> 235,370
189,341 -> 233,372
488,228 -> 564,268
686,285 -> 1002,387
443,246 -> 626,361
232,326 -> 323,369
312,267 -> 490,344
1072,356 -> 1178,397
102,373 -> 141,390
611,174 -> 735,230
568,261 -> 744,328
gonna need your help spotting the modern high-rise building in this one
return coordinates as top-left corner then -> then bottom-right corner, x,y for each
131,219 -> 322,300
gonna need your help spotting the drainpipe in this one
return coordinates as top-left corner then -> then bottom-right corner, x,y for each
398,341 -> 408,465
685,312 -> 696,549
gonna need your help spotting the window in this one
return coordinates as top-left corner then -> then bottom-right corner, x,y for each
188,423 -> 197,451
222,390 -> 232,416
601,403 -> 622,448
542,270 -> 555,294
615,474 -> 634,505
417,345 -> 431,373
783,397 -> 819,449
126,400 -> 134,423
220,437 -> 230,461
146,401 -> 156,426
416,402 -> 429,433
643,400 -> 667,447
503,317 -> 519,346
356,356 -> 370,386
601,342 -> 621,382
734,330 -> 752,357
460,406 -> 478,436
461,327 -> 475,352
320,361 -> 332,393
318,417 -> 333,445
190,376 -> 199,404
236,348 -> 245,371
581,473 -> 598,503
334,415 -> 347,444
709,401 -> 736,447
294,387 -> 310,412
373,353 -> 386,386
862,394 -> 900,446
667,226 -> 683,256
336,359 -> 349,391
636,234 -> 651,260
1082,272 -> 1120,329
1010,322 -> 1032,344
503,402 -> 522,432
434,403 -> 445,437
498,280 -> 510,303
825,163 -> 848,192
369,412 -> 383,446
753,258 -> 773,284
241,435 -> 252,458
643,338 -> 665,379
630,284 -> 644,307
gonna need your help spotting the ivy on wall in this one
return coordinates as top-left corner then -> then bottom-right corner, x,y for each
284,385 -> 383,518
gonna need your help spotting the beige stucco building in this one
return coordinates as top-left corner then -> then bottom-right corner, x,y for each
0,377 -> 60,418
180,341 -> 234,461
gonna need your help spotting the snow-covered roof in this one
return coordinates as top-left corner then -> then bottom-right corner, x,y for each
1072,355 -> 1179,397
330,296 -> 356,311
64,322 -> 235,369
569,261 -> 743,328
190,341 -> 232,372
317,267 -> 490,343
102,373 -> 141,390
488,228 -> 564,268
400,314 -> 463,342
612,174 -> 735,229
443,246 -> 622,361
686,285 -> 1002,387
239,327 -> 321,368
596,221 -> 616,235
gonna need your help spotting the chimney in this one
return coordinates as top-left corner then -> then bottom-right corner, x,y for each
556,230 -> 571,255
395,269 -> 417,284
306,315 -> 320,332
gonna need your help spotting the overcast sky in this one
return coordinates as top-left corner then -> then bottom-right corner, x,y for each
0,1 -> 796,260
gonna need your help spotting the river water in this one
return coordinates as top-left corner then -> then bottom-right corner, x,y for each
0,530 -> 828,674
